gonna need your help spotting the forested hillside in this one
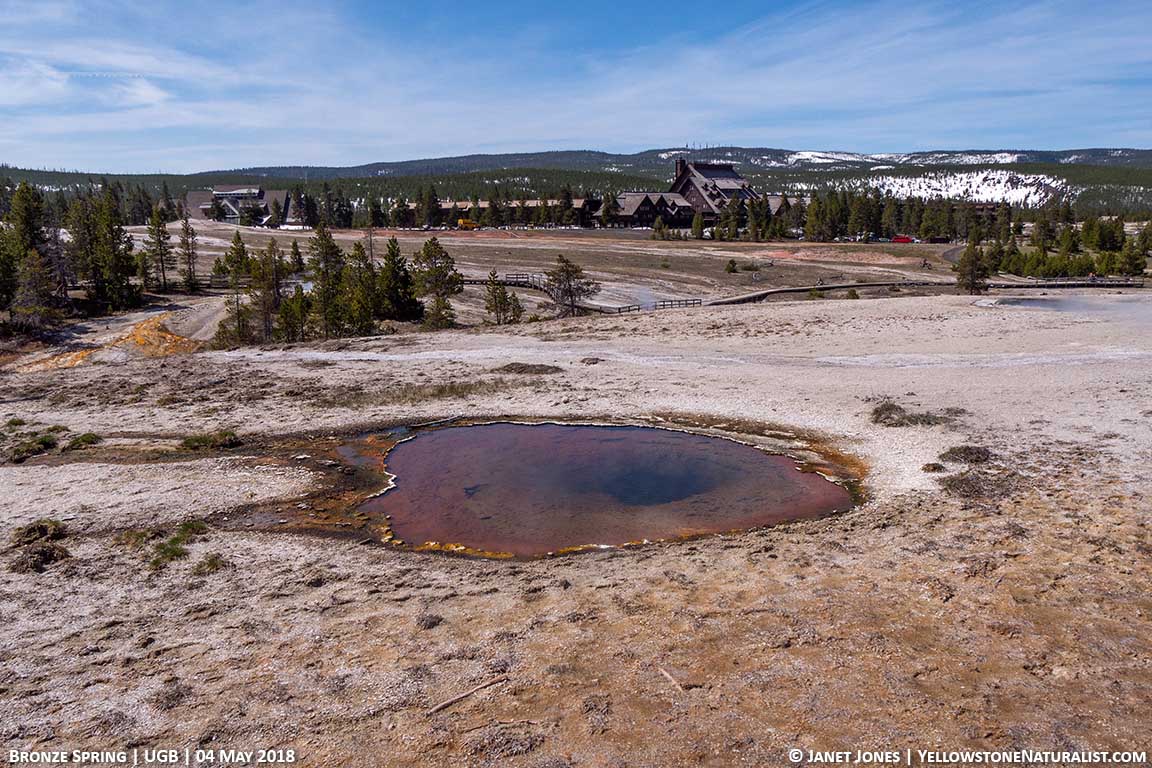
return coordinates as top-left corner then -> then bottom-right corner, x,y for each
5,145 -> 1152,215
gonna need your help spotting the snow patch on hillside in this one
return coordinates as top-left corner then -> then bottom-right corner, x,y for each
859,170 -> 1068,205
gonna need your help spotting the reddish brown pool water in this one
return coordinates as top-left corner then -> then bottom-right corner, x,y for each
351,423 -> 854,558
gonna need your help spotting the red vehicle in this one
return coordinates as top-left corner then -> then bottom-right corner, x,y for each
892,235 -> 913,243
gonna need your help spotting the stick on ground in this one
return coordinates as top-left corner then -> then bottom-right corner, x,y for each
426,675 -> 509,716
657,666 -> 684,693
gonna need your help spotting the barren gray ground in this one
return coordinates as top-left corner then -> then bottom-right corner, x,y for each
1,237 -> 1150,766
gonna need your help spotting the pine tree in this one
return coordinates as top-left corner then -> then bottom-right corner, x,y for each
268,198 -> 283,229
249,238 -> 284,340
651,216 -> 667,241
507,291 -> 523,323
377,236 -> 423,322
1120,240 -> 1147,276
424,186 -> 442,227
691,211 -> 705,240
985,239 -> 1005,273
143,206 -> 174,292
411,237 -> 462,329
544,255 -> 600,317
290,239 -> 305,273
955,239 -> 989,295
558,186 -> 575,225
226,231 -> 249,276
67,196 -> 98,295
178,212 -> 198,292
9,247 -> 59,330
308,221 -> 346,339
343,241 -> 378,336
484,269 -> 513,324
95,187 -> 138,310
1,182 -> 46,312
600,192 -> 620,228
276,285 -> 310,342
369,198 -> 385,228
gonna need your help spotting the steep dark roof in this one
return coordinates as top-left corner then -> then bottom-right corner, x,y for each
669,161 -> 758,213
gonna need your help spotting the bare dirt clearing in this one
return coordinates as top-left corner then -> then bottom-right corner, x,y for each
1,242 -> 1149,765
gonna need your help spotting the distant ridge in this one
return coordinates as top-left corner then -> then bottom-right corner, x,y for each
5,147 -> 1152,212
214,147 -> 1152,180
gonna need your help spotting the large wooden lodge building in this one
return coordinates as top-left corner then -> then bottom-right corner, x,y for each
186,158 -> 776,229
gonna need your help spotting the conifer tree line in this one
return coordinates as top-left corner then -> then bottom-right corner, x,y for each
954,217 -> 1149,293
213,226 -> 489,346
799,190 -> 1020,243
280,183 -> 588,230
0,181 -> 173,331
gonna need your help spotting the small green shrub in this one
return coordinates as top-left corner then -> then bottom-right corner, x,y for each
116,528 -> 164,549
10,434 -> 58,463
150,539 -> 189,569
191,553 -> 229,576
65,433 -> 103,451
724,259 -> 738,273
181,430 -> 241,450
5,418 -> 27,428
807,288 -> 825,299
149,520 -> 210,570
846,288 -> 860,299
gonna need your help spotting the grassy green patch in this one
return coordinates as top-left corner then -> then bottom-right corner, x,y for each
64,432 -> 103,451
149,520 -> 210,570
181,430 -> 242,450
5,418 -> 27,428
10,433 -> 58,463
190,553 -> 229,576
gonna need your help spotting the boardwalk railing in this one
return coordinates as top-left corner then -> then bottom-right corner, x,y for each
987,277 -> 1144,289
588,298 -> 703,314
462,272 -> 550,292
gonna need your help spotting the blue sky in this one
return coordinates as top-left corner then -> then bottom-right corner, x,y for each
1,0 -> 1150,173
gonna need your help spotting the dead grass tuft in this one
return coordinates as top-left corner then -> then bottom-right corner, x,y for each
939,469 -> 1019,500
871,400 -> 950,427
10,542 -> 70,573
939,445 -> 996,464
313,378 -> 517,408
12,518 -> 67,546
492,363 -> 564,375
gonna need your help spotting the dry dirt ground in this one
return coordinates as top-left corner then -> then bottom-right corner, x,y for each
0,234 -> 1150,766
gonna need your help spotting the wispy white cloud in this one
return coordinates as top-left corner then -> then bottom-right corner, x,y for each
0,58 -> 71,107
0,0 -> 1149,172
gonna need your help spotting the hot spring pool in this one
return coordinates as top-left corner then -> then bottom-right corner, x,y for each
343,423 -> 855,558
